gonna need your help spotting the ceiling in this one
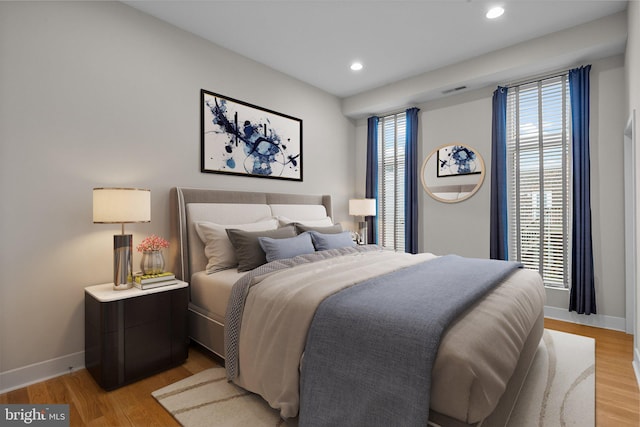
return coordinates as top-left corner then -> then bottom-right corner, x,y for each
124,0 -> 628,99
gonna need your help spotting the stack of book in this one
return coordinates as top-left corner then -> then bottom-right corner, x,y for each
133,272 -> 178,290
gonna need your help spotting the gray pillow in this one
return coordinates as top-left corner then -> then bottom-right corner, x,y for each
226,225 -> 297,271
259,232 -> 316,263
309,231 -> 356,251
294,223 -> 343,234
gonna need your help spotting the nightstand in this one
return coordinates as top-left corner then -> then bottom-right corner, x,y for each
84,281 -> 189,390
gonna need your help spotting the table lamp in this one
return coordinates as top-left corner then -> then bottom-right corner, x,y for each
349,198 -> 376,245
93,188 -> 151,290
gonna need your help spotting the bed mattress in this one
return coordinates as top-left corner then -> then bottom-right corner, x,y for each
190,269 -> 245,323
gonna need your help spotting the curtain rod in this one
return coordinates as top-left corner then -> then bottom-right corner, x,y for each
502,68 -> 571,89
377,106 -> 418,118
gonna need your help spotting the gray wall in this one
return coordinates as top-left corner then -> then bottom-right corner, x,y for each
0,1 -> 355,387
354,54 -> 627,324
420,90 -> 493,259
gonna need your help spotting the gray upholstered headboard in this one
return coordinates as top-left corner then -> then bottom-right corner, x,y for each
169,187 -> 333,281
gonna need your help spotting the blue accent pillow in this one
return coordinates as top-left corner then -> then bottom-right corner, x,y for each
309,231 -> 356,251
259,232 -> 316,262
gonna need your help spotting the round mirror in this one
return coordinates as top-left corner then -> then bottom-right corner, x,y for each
420,143 -> 485,203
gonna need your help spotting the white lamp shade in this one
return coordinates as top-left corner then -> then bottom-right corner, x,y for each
349,198 -> 376,217
93,188 -> 151,223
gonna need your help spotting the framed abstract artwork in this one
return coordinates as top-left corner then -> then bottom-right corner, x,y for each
436,144 -> 481,177
201,89 -> 303,181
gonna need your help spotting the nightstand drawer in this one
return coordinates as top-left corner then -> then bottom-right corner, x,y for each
125,320 -> 173,379
124,291 -> 171,327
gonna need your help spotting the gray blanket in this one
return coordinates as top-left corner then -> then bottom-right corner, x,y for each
298,255 -> 522,427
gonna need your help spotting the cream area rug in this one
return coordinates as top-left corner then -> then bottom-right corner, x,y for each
152,329 -> 594,427
508,329 -> 595,427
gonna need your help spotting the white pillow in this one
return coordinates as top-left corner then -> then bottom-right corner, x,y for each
195,218 -> 278,273
276,216 -> 333,227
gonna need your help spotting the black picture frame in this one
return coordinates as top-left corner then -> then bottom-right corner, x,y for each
201,89 -> 303,181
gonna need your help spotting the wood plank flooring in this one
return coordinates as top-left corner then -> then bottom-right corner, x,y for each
1,320 -> 638,426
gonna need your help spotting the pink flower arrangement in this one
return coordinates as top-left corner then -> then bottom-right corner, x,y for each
137,234 -> 169,252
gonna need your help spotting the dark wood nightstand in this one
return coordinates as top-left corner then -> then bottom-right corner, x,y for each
84,281 -> 189,390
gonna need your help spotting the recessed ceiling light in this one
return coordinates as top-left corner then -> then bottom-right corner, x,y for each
350,62 -> 363,71
486,6 -> 504,19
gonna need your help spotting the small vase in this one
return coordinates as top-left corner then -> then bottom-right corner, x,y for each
140,250 -> 165,275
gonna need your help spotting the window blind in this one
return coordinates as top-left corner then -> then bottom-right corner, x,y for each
506,75 -> 572,288
377,112 -> 406,251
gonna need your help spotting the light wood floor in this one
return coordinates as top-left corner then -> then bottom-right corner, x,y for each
1,319 -> 638,426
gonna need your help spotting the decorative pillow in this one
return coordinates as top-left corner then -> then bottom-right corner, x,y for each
259,232 -> 316,263
195,218 -> 278,273
276,216 -> 333,227
226,226 -> 297,272
294,223 -> 343,234
309,231 -> 356,251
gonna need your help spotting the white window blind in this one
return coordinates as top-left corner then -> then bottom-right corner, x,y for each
377,112 -> 406,251
506,75 -> 572,288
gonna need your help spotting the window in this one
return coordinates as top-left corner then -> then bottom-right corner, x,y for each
506,75 -> 572,288
377,112 -> 406,251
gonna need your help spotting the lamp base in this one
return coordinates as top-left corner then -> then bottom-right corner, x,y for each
358,221 -> 368,245
113,234 -> 133,290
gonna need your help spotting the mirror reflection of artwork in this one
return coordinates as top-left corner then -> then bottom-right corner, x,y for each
437,145 -> 481,177
421,143 -> 485,203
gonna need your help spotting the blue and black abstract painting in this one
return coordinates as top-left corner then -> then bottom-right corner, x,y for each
437,145 -> 480,177
201,90 -> 302,181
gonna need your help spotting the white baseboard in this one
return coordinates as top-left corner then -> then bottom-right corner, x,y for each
634,348 -> 640,390
544,306 -> 627,332
0,351 -> 85,394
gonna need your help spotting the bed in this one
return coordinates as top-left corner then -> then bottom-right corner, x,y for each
169,187 -> 545,427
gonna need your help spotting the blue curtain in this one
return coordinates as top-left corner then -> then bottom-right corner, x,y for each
405,107 -> 420,254
569,65 -> 596,315
365,116 -> 379,244
490,87 -> 509,260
